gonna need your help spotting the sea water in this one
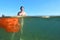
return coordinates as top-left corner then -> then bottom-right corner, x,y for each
0,16 -> 60,40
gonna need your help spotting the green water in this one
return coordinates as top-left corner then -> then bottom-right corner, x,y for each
0,17 -> 60,40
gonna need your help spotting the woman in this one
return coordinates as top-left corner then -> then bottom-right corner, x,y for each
17,6 -> 26,16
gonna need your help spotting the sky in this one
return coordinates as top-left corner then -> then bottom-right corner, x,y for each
0,0 -> 60,16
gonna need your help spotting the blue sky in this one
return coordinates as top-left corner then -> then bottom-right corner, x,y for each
0,0 -> 60,16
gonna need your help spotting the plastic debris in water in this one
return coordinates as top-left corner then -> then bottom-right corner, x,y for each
0,17 -> 20,32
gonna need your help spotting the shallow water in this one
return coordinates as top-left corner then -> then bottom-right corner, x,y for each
0,17 -> 60,40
